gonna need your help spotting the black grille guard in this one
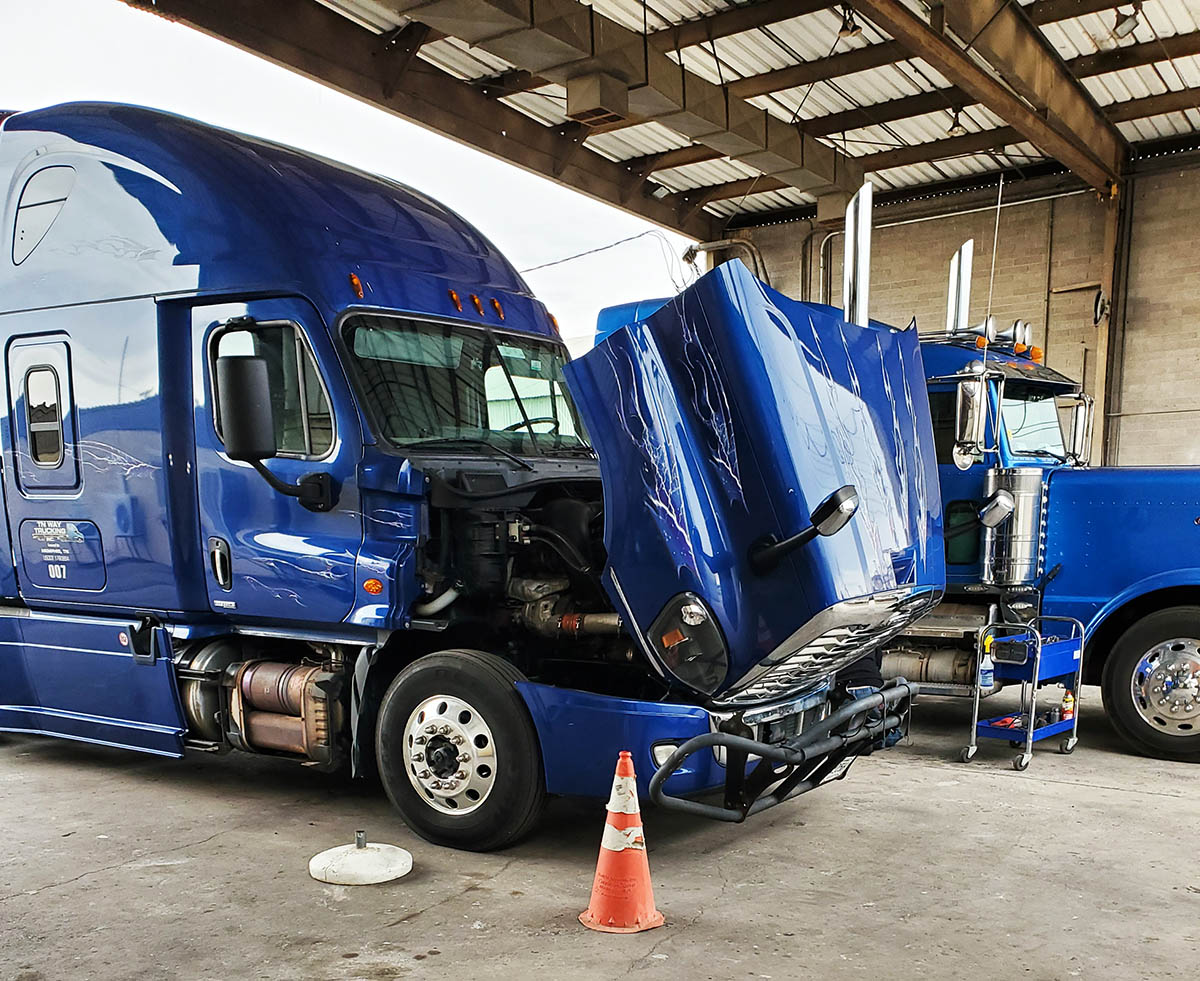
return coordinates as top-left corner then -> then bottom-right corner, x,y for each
648,678 -> 919,823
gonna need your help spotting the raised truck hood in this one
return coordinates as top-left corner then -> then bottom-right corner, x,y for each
564,260 -> 944,705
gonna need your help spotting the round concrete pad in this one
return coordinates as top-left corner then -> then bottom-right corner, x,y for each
308,841 -> 413,885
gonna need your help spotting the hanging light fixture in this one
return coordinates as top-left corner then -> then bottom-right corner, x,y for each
838,5 -> 862,39
1114,2 -> 1142,40
948,108 -> 967,138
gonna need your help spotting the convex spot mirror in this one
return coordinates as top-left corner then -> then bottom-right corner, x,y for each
953,375 -> 988,471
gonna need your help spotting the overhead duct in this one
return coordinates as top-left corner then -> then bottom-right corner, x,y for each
384,0 -> 861,197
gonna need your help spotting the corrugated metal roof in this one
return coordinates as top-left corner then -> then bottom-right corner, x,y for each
318,0 -> 1200,225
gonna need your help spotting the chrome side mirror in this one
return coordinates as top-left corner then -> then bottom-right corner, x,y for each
979,489 -> 1015,529
953,377 -> 987,471
1066,394 -> 1095,466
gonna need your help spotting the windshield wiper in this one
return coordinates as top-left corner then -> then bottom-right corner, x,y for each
406,437 -> 535,472
1012,448 -> 1069,464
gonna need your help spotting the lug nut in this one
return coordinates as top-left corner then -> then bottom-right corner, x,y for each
458,752 -> 471,763
452,735 -> 465,745
412,752 -> 425,762
418,769 -> 431,779
424,724 -> 437,734
438,724 -> 452,735
455,769 -> 468,780
414,735 -> 427,745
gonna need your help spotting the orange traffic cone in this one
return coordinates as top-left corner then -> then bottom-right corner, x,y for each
579,750 -> 665,934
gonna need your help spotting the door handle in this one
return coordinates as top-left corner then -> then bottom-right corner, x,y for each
208,536 -> 232,591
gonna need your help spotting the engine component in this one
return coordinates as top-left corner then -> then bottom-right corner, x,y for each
518,593 -> 623,638
179,639 -> 242,743
882,646 -> 976,686
228,660 -> 344,768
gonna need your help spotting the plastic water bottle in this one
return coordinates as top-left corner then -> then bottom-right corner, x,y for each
979,651 -> 995,691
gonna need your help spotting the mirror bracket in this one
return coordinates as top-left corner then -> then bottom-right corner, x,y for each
249,460 -> 336,513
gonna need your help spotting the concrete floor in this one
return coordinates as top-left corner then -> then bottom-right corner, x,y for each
2,685 -> 1197,981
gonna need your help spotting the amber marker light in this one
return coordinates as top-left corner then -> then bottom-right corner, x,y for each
1014,342 -> 1028,354
1030,346 -> 1045,363
661,627 -> 687,649
448,289 -> 463,312
470,293 -> 485,316
549,313 -> 561,336
363,578 -> 384,595
975,336 -> 987,349
349,272 -> 364,299
491,298 -> 505,320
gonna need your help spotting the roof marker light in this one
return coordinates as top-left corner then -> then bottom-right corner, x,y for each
349,272 -> 364,299
448,289 -> 463,312
470,293 -> 485,316
975,336 -> 988,349
1030,346 -> 1044,363
1014,343 -> 1028,354
491,298 -> 505,320
549,313 -> 561,336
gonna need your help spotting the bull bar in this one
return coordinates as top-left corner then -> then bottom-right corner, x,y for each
647,678 -> 919,822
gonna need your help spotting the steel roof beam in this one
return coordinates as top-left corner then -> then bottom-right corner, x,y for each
721,1 -> 1130,100
797,31 -> 1200,138
938,0 -> 1125,187
120,0 -> 719,239
649,0 -> 830,52
668,86 -> 1199,212
844,0 -> 1123,190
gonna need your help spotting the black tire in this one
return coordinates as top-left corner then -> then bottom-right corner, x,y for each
375,650 -> 546,851
1012,755 -> 1029,771
1102,606 -> 1200,762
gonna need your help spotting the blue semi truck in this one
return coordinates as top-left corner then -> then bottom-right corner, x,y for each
0,103 -> 944,849
876,240 -> 1200,762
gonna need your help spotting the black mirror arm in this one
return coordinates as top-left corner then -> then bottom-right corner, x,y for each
248,460 -> 336,513
748,525 -> 818,576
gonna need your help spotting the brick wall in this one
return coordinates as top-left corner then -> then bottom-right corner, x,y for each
745,169 -> 1200,465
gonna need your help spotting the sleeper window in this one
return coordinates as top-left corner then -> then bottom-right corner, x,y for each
25,367 -> 64,467
214,324 -> 333,458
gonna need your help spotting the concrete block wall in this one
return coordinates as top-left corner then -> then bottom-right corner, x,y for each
1111,168 -> 1200,466
745,167 -> 1200,466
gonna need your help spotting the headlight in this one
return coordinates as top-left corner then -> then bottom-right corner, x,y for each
648,592 -> 728,695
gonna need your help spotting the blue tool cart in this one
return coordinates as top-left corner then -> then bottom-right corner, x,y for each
959,616 -> 1084,771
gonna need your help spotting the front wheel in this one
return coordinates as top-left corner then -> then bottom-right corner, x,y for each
376,650 -> 546,851
1102,607 -> 1200,762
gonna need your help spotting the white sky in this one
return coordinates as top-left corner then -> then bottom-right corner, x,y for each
0,0 -> 699,355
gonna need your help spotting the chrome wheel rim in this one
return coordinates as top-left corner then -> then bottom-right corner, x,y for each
403,694 -> 497,815
1130,637 -> 1200,737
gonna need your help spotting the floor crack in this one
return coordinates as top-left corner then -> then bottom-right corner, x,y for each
0,827 -> 239,903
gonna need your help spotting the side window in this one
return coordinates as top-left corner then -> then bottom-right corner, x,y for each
945,499 -> 981,565
13,166 -> 76,265
213,324 -> 333,457
929,388 -> 983,467
25,367 -> 64,468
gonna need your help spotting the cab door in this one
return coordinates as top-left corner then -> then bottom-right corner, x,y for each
191,298 -> 363,623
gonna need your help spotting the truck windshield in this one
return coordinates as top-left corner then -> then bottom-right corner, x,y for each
343,313 -> 590,456
1002,384 -> 1066,460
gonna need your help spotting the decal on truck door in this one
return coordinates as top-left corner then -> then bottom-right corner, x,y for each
18,518 -> 106,589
